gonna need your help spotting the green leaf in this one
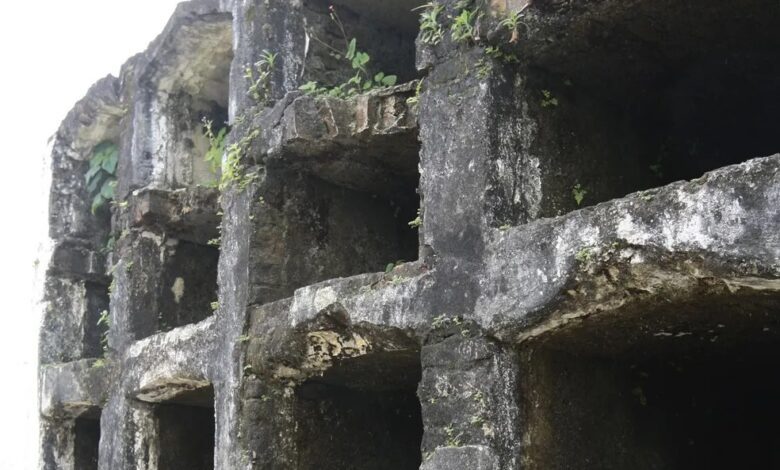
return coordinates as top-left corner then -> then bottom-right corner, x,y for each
87,173 -> 104,193
346,38 -> 357,60
381,75 -> 397,86
299,81 -> 319,93
99,146 -> 118,171
100,179 -> 116,199
84,164 -> 102,184
374,72 -> 385,83
363,81 -> 373,91
91,195 -> 105,214
101,151 -> 118,173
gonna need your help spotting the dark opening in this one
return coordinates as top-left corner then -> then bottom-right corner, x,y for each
155,386 -> 215,470
83,282 -> 110,358
74,414 -> 101,470
519,290 -> 780,469
294,351 -> 424,469
157,240 -> 220,333
302,0 -> 422,87
512,0 -> 780,217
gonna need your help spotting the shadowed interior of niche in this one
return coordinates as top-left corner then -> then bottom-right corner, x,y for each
301,0 -> 423,87
519,290 -> 780,469
83,282 -> 109,358
74,414 -> 101,470
500,0 -> 780,221
292,351 -> 424,470
155,385 -> 215,470
157,240 -> 219,333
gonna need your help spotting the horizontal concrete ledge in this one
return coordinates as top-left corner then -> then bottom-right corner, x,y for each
133,377 -> 213,405
258,81 -> 420,196
479,155 -> 780,336
40,359 -> 109,419
128,187 -> 221,245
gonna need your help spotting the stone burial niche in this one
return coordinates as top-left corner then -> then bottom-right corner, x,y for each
301,0 -> 421,87
294,354 -> 424,469
136,381 -> 216,470
250,0 -> 425,302
497,0 -> 780,219
518,287 -> 780,469
73,413 -> 101,470
291,329 -> 424,470
142,10 -> 234,189
124,10 -> 233,340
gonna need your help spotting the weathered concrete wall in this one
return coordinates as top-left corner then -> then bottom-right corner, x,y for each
41,0 -> 780,468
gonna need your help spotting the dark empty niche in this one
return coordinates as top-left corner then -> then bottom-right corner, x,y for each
147,13 -> 233,189
293,351 -> 423,470
301,0 -> 421,87
511,1 -> 780,218
519,289 -> 780,469
155,386 -> 215,470
253,158 -> 420,303
83,281 -> 110,358
157,239 -> 220,333
74,414 -> 101,470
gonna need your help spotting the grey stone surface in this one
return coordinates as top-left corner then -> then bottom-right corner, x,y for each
40,0 -> 780,468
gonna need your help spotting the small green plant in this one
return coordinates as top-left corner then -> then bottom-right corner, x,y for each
245,50 -> 278,103
97,309 -> 110,328
476,57 -> 492,79
203,119 -> 228,176
498,11 -> 524,43
85,142 -> 118,214
575,247 -> 592,263
444,425 -> 463,447
408,208 -> 422,228
450,8 -> 482,43
91,358 -> 107,369
476,46 -> 518,79
572,183 -> 587,206
406,79 -> 424,109
301,7 -> 397,99
541,89 -> 558,108
385,260 -> 407,274
220,129 -> 261,190
485,45 -> 518,64
210,301 -> 220,311
414,2 -> 445,45
431,313 -> 463,329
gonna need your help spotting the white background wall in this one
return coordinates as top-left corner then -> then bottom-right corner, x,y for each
0,1 -> 184,467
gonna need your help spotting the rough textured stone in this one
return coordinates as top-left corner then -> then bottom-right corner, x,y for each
40,0 -> 780,468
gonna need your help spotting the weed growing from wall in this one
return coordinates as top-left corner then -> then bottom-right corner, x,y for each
300,6 -> 398,98
85,141 -> 118,214
414,2 -> 445,45
245,50 -> 278,103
